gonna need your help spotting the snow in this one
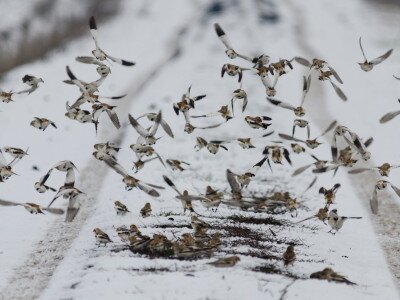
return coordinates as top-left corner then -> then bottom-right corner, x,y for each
0,0 -> 399,299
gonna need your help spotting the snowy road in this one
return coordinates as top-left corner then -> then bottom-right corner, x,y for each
0,0 -> 399,299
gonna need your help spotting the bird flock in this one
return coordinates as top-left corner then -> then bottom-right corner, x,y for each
0,17 -> 398,284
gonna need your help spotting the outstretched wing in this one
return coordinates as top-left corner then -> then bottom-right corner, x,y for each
370,49 -> 393,66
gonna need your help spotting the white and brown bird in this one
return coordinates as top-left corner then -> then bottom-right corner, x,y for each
114,200 -> 130,215
30,117 -> 57,131
348,162 -> 400,177
0,89 -> 15,103
358,37 -> 393,72
89,16 -> 135,66
370,180 -> 400,214
221,63 -> 250,82
207,256 -> 240,268
0,199 -> 64,215
328,209 -> 362,234
136,112 -> 174,138
283,245 -> 296,266
92,102 -> 121,133
17,75 -> 44,94
140,202 -> 152,218
129,112 -> 162,145
93,228 -> 112,244
310,268 -> 355,285
244,115 -> 272,129
166,159 -> 190,171
75,56 -> 111,77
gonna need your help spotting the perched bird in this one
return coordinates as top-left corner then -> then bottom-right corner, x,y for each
244,115 -> 272,129
283,245 -> 296,266
140,202 -> 152,218
93,228 -> 112,244
348,162 -> 400,177
310,268 -> 355,285
30,117 -> 57,131
319,183 -> 341,206
279,120 -> 337,149
0,199 -> 64,215
115,225 -> 130,242
358,37 -> 393,72
114,200 -> 130,215
89,16 -> 135,66
328,209 -> 362,234
191,215 -> 209,232
136,112 -> 174,138
207,256 -> 240,267
104,157 -> 164,196
370,180 -> 400,214
17,75 -> 44,94
267,75 -> 311,117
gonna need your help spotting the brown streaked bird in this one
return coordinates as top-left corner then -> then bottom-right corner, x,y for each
230,157 -> 267,189
0,199 -> 64,215
130,144 -> 165,168
370,180 -> 400,214
296,206 -> 329,224
191,215 -> 209,232
291,143 -> 306,154
295,57 -> 343,82
48,186 -> 84,208
115,225 -> 130,242
283,245 -> 296,266
263,144 -> 292,169
235,131 -> 274,149
349,162 -> 400,177
193,137 -> 228,155
162,175 -> 205,213
279,120 -> 337,149
191,105 -> 233,122
207,256 -> 240,268
194,137 -> 208,151
221,63 -> 250,82
114,200 -> 130,215
104,157 -> 164,197
174,85 -> 206,115
331,125 -> 371,162
310,268 -> 355,285
129,111 -> 162,145
183,119 -> 224,134
75,56 -> 111,77
244,115 -> 272,129
132,157 -> 158,173
231,85 -> 248,115
358,37 -> 393,72
140,202 -> 152,218
267,74 -> 311,117
319,183 -> 341,206
166,159 -> 190,171
136,112 -> 174,138
213,23 -> 254,62
328,209 -> 362,234
129,224 -> 146,240
0,88 -> 15,103
17,75 -> 44,94
93,142 -> 120,161
129,235 -> 151,251
317,70 -> 347,101
292,119 -> 310,139
30,117 -> 57,131
92,102 -> 120,133
379,99 -> 400,124
270,58 -> 294,76
199,186 -> 223,211
65,102 -> 93,124
93,228 -> 112,244
89,16 -> 135,66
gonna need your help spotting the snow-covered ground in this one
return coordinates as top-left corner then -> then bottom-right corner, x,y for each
0,0 -> 399,299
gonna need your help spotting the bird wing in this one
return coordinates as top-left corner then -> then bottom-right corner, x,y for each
106,108 -> 121,129
267,97 -> 295,111
294,56 -> 311,67
43,207 -> 65,215
348,168 -> 372,174
379,110 -> 400,123
370,186 -> 378,214
65,168 -> 75,187
162,175 -> 182,196
105,53 -> 135,66
226,169 -> 241,194
128,114 -> 152,137
316,120 -> 337,139
300,74 -> 311,107
89,16 -> 101,50
390,182 -> 400,198
278,133 -> 304,143
104,157 -> 128,177
0,199 -> 23,206
292,163 -> 313,176
329,80 -> 347,101
149,111 -> 162,136
328,66 -> 343,84
75,56 -> 104,66
136,182 -> 160,197
160,119 -> 174,138
358,37 -> 368,61
0,149 -> 7,167
370,49 -> 393,66
214,23 -> 233,50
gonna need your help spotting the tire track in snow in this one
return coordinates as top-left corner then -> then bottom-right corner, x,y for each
285,0 -> 400,287
0,9 -> 204,300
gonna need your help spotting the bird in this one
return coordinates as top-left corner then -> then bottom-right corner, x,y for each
279,120 -> 337,149
380,99 -> 400,123
0,89 -> 15,103
230,157 -> 268,189
267,75 -> 311,117
234,131 -> 274,149
221,63 -> 250,82
244,115 -> 272,129
191,105 -> 233,122
92,102 -> 121,133
140,202 -> 152,218
296,206 -> 329,224
129,144 -> 165,167
65,102 -> 93,124
114,200 -> 130,215
348,162 -> 400,177
89,16 -> 135,66
166,159 -> 190,171
283,245 -> 296,266
128,112 -> 162,145
292,154 -> 328,176
104,157 -> 164,196
75,56 -> 111,77
358,37 -> 393,72
0,149 -> 22,182
93,228 -> 112,244
310,268 -> 355,285
231,85 -> 248,115
115,225 -> 130,242
191,215 -> 209,232
270,58 -> 294,76
213,23 -> 254,62
17,75 -> 44,94
34,173 -> 57,193
136,112 -> 174,138
207,256 -> 240,267
319,183 -> 341,206
260,72 -> 279,97
370,180 -> 400,214
0,199 -> 64,215
174,85 -> 206,115
263,144 -> 291,169
292,119 -> 311,139
48,186 -> 84,208
93,142 -> 120,161
2,147 -> 29,165
132,157 -> 158,173
30,117 -> 57,131
328,209 -> 362,234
